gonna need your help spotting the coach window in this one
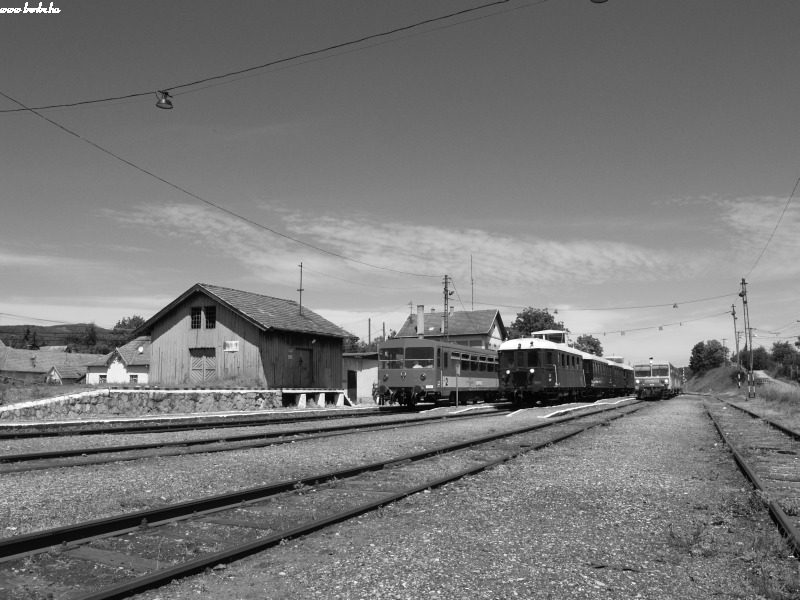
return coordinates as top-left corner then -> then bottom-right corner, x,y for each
470,355 -> 478,371
479,356 -> 487,372
487,357 -> 495,373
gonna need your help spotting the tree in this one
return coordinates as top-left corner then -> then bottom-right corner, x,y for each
82,323 -> 98,347
113,315 -> 145,333
573,334 -> 603,356
508,308 -> 567,339
689,341 -> 707,374
751,346 -> 771,371
703,339 -> 728,369
770,341 -> 798,367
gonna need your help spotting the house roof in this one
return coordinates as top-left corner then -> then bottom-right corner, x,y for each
48,364 -> 89,380
39,346 -> 69,352
0,347 -> 98,375
87,336 -> 151,368
396,309 -> 506,339
135,283 -> 353,339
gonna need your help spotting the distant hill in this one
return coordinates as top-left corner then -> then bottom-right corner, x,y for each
0,323 -> 125,354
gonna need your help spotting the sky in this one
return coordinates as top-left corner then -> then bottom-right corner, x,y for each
2,0 -> 799,367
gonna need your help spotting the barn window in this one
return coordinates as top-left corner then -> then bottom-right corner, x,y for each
205,306 -> 216,329
99,375 -> 107,383
191,307 -> 202,329
129,375 -> 138,384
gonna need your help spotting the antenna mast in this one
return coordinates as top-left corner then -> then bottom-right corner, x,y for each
298,262 -> 304,315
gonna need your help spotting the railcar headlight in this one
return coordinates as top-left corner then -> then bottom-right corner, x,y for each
382,374 -> 388,381
420,373 -> 426,381
663,379 -> 669,385
635,379 -> 640,384
506,370 -> 511,375
529,368 -> 535,374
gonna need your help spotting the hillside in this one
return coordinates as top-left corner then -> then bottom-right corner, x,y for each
0,323 -> 121,352
685,365 -> 799,397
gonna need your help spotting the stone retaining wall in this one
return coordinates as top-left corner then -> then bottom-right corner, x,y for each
0,388 -> 284,421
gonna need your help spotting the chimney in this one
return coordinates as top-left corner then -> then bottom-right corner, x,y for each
417,305 -> 425,338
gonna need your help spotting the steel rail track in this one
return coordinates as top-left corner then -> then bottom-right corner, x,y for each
717,398 -> 800,442
0,403 -> 459,439
11,401 -> 644,600
705,402 -> 800,557
0,401 -> 640,563
0,406 -> 511,473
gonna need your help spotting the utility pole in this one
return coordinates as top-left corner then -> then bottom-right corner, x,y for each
298,262 -> 304,315
721,338 -> 727,364
443,275 -> 453,341
739,278 -> 755,399
731,304 -> 740,366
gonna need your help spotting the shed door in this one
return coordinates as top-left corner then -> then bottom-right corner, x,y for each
347,370 -> 357,402
190,348 -> 216,383
293,349 -> 312,387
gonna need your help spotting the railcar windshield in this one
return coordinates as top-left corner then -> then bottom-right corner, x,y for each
652,365 -> 670,377
379,347 -> 404,369
405,346 -> 434,368
634,366 -> 651,377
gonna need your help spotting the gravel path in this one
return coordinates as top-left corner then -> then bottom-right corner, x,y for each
133,396 -> 800,600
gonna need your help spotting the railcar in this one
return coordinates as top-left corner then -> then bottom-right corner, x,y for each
498,336 -> 586,406
632,359 -> 682,399
376,338 -> 499,408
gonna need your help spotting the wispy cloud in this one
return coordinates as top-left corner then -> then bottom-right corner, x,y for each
0,249 -> 102,270
106,202 -> 719,295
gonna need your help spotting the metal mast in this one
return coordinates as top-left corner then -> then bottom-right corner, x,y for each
739,278 -> 755,399
731,303 -> 740,366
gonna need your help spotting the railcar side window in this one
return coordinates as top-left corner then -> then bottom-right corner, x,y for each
379,347 -> 404,369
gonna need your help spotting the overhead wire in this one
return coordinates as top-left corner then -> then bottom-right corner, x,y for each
744,177 -> 799,279
0,90 -> 439,279
0,0 -> 550,114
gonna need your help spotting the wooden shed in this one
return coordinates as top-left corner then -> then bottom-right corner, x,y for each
134,283 -> 353,388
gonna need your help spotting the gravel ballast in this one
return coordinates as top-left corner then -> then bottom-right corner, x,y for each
130,396 -> 800,600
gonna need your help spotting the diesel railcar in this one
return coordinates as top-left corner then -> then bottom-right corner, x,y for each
632,360 -> 682,399
376,338 -> 499,407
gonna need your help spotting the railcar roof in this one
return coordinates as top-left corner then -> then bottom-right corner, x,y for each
499,338 -> 582,354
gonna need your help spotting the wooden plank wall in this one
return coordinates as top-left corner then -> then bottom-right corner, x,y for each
150,293 -> 265,385
149,291 -> 344,388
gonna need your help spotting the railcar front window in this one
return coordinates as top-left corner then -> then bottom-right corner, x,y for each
634,367 -> 651,377
379,347 -> 404,369
528,350 -> 541,368
405,347 -> 434,368
653,366 -> 669,377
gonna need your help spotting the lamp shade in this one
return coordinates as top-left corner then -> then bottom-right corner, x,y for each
156,91 -> 173,109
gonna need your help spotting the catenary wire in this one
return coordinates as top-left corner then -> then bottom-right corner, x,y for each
0,0 -> 550,114
0,90 -> 439,279
743,178 -> 798,279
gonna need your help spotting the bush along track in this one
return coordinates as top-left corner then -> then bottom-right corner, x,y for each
0,402 -> 642,600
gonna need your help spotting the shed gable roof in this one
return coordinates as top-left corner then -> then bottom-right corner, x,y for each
135,283 -> 353,339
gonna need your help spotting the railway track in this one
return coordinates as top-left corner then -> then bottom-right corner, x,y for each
0,403 -> 449,439
0,405 -> 511,473
705,398 -> 800,555
0,400 -> 643,600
